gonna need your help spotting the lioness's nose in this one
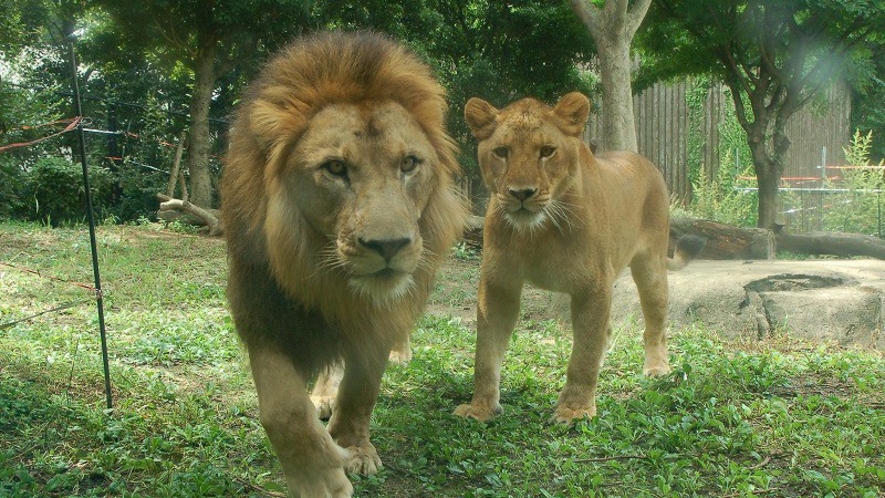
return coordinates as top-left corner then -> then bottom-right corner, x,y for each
508,188 -> 537,201
359,237 -> 412,262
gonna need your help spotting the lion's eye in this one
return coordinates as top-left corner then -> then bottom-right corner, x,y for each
322,159 -> 347,177
401,155 -> 420,173
540,146 -> 556,158
492,147 -> 509,159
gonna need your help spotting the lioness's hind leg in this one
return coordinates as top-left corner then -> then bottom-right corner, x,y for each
630,256 -> 671,377
249,346 -> 353,498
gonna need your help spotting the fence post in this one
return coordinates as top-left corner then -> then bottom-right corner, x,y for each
67,39 -> 113,410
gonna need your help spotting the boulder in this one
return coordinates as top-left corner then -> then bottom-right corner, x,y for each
610,259 -> 885,349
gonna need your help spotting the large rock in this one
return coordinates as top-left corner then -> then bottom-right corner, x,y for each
610,259 -> 885,349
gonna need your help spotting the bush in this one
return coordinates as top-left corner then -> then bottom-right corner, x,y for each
673,160 -> 758,227
20,156 -> 113,226
821,130 -> 885,236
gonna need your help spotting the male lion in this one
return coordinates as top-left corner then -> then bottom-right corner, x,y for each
454,92 -> 704,424
221,31 -> 467,497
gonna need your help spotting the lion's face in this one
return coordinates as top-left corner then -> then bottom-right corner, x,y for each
264,100 -> 441,303
465,92 -> 590,233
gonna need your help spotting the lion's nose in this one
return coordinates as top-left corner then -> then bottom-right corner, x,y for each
359,237 -> 412,262
508,188 -> 537,201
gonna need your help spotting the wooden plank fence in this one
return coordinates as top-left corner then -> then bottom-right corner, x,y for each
583,80 -> 851,202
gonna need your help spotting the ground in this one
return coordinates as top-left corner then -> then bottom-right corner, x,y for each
429,251 -> 885,351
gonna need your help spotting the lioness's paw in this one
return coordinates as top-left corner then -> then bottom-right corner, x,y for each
453,403 -> 502,422
311,394 -> 335,421
342,444 -> 382,475
550,404 -> 596,425
642,363 -> 671,377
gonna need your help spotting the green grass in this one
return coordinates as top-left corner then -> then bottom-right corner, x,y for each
1,221 -> 884,497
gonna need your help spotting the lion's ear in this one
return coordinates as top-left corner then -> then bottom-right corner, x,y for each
464,97 -> 499,141
553,92 -> 590,137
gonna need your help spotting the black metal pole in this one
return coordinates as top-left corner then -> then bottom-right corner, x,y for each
68,40 -> 113,410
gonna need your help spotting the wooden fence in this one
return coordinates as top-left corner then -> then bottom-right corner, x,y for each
583,80 -> 852,202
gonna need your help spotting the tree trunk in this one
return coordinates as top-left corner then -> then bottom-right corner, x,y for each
186,39 -> 217,209
570,0 -> 651,153
755,159 -> 781,230
596,38 -> 637,152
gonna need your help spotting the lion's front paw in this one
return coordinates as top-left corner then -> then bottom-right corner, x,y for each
288,447 -> 353,498
311,394 -> 335,421
550,403 -> 596,424
342,444 -> 382,475
642,362 -> 671,377
453,402 -> 502,422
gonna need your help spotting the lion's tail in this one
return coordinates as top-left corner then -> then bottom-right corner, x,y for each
666,234 -> 706,271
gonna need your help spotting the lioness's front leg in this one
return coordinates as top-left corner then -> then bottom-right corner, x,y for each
454,274 -> 522,421
552,288 -> 613,424
249,346 -> 353,498
327,345 -> 389,475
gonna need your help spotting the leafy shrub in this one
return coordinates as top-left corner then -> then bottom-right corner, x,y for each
820,130 -> 885,236
20,156 -> 113,226
674,161 -> 757,227
0,155 -> 27,219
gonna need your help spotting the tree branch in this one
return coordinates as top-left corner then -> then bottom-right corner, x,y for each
625,0 -> 652,38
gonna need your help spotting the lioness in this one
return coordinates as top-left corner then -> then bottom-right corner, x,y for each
221,32 -> 467,497
454,93 -> 704,424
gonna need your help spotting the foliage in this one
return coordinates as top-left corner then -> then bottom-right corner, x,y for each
850,43 -> 885,163
1,223 -> 884,497
0,79 -> 73,220
17,156 -> 113,226
820,130 -> 885,236
673,162 -> 758,228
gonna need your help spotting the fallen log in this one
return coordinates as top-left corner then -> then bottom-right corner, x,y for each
773,224 -> 885,260
669,217 -> 775,260
156,194 -> 223,236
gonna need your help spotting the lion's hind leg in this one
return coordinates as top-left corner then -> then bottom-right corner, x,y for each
326,345 -> 390,476
249,345 -> 353,498
311,365 -> 344,421
630,254 -> 671,377
387,337 -> 412,366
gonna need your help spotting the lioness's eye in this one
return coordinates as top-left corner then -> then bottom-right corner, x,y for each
540,146 -> 556,158
493,147 -> 509,159
322,159 -> 347,177
401,155 -> 420,173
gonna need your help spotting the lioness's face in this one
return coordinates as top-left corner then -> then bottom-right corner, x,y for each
271,101 -> 440,301
465,93 -> 590,233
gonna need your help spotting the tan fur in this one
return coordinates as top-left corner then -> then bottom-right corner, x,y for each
222,31 -> 467,497
454,92 -> 702,424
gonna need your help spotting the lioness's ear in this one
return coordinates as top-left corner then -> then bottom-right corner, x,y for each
553,92 -> 590,137
464,97 -> 499,141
